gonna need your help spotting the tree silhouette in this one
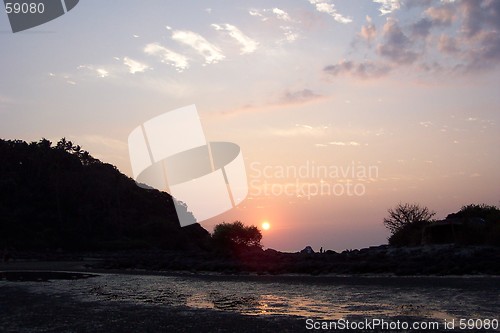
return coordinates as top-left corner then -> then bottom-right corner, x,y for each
212,221 -> 262,252
383,203 -> 435,246
383,203 -> 436,234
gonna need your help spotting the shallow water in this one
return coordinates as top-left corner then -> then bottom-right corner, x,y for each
2,272 -> 499,322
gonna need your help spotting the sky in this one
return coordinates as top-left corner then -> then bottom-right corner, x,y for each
1,0 -> 499,251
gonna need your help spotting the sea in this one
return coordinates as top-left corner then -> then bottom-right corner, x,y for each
3,271 -> 498,326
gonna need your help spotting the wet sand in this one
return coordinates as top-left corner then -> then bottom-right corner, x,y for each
1,261 -> 498,332
0,285 -> 307,333
0,262 -> 303,332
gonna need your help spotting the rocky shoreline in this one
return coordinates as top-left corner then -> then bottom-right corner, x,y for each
4,244 -> 499,276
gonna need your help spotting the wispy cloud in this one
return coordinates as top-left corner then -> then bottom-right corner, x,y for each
77,134 -> 128,151
123,57 -> 149,74
373,0 -> 401,15
324,60 -> 391,79
247,7 -> 300,43
438,34 -> 459,54
212,23 -> 259,54
271,124 -> 329,137
96,69 -> 109,78
249,9 -> 266,20
248,8 -> 293,22
272,8 -> 292,22
171,30 -> 225,65
77,65 -> 110,78
218,89 -> 325,117
280,89 -> 324,105
359,16 -> 377,43
419,121 -> 434,128
308,0 -> 352,24
279,26 -> 300,43
329,141 -> 361,146
144,43 -> 189,71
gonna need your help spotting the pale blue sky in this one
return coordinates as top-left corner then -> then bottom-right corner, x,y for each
1,0 -> 499,251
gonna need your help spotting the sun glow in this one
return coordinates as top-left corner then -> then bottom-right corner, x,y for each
261,221 -> 271,231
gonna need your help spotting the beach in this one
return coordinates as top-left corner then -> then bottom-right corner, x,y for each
1,261 -> 499,332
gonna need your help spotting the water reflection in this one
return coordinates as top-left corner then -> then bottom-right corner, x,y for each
5,272 -> 498,321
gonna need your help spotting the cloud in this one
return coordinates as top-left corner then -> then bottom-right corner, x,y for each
280,89 -> 323,105
78,135 -> 128,151
357,1 -> 500,74
247,7 -> 300,43
271,124 -> 329,137
249,9 -> 266,20
377,18 -> 419,64
360,16 -> 377,43
247,8 -> 300,43
460,0 -> 491,37
211,24 -> 258,54
458,0 -> 500,71
373,0 -> 401,15
280,26 -> 300,43
466,30 -> 500,71
329,141 -> 361,146
324,60 -> 391,79
308,0 -> 352,24
123,57 -> 149,74
144,43 -> 189,71
419,121 -> 434,128
410,4 -> 456,38
428,1 -> 498,71
248,7 -> 293,22
438,34 -> 459,53
77,65 -> 110,78
272,8 -> 292,21
217,88 -> 324,117
96,69 -> 109,78
425,5 -> 456,25
411,18 -> 433,38
171,30 -> 225,64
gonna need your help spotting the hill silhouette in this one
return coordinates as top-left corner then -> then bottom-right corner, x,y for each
0,138 -> 210,251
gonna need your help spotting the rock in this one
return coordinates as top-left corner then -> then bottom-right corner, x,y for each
300,246 -> 315,254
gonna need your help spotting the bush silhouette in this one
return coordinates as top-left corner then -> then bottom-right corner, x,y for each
446,204 -> 500,245
212,221 -> 262,253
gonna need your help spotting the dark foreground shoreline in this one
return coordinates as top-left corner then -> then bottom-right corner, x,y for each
3,268 -> 498,333
0,284 -> 306,333
3,244 -> 499,276
1,245 -> 498,332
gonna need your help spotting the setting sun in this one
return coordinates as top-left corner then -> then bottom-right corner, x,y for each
261,221 -> 271,231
